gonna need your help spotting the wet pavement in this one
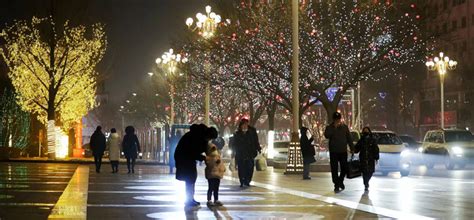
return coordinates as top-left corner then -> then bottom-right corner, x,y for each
0,162 -> 473,219
0,163 -> 77,219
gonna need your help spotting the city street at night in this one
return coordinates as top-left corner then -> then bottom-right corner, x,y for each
0,162 -> 472,219
1,0 -> 474,219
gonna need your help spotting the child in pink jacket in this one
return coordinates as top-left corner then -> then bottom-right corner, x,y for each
205,143 -> 226,206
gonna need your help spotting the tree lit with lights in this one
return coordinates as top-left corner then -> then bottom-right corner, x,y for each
0,17 -> 107,157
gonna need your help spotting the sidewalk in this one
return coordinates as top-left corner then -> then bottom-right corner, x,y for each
1,157 -> 167,165
3,157 -> 331,171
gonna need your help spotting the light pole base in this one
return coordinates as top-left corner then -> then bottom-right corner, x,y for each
284,132 -> 304,175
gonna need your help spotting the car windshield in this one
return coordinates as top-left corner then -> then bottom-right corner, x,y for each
373,133 -> 403,145
399,136 -> 416,144
274,142 -> 289,148
445,131 -> 473,142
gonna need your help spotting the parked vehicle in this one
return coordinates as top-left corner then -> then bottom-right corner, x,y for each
271,141 -> 290,161
421,129 -> 474,170
399,135 -> 423,165
371,131 -> 411,176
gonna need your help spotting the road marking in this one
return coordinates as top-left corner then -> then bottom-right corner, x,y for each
87,204 -> 322,208
223,176 -> 435,220
88,190 -> 274,194
48,165 -> 89,220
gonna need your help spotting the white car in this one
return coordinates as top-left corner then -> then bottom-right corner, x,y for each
421,129 -> 474,170
371,131 -> 411,176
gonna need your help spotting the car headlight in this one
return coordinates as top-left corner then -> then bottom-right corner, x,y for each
417,147 -> 423,153
401,149 -> 410,157
139,152 -> 143,157
227,149 -> 233,156
452,146 -> 463,155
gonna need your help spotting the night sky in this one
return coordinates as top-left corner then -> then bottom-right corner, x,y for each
0,0 -> 209,106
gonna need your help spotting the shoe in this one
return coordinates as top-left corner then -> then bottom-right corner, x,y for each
206,201 -> 214,206
185,201 -> 200,207
96,170 -> 100,173
132,169 -> 135,173
334,186 -> 340,192
192,200 -> 200,206
128,170 -> 131,174
244,183 -> 250,187
303,176 -> 311,180
240,184 -> 244,188
213,200 -> 223,206
340,183 -> 345,190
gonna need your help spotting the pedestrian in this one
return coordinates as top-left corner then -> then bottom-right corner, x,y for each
175,124 -> 215,207
107,128 -> 121,173
233,118 -> 261,187
122,126 -> 141,174
90,126 -> 106,173
354,127 -> 379,191
169,130 -> 182,174
212,135 -> 225,152
300,127 -> 316,180
324,112 -> 354,192
205,128 -> 225,207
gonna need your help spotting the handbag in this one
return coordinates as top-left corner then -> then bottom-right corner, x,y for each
255,153 -> 267,171
347,155 -> 361,179
228,158 -> 236,172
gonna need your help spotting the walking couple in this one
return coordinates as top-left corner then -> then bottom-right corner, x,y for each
324,112 -> 379,192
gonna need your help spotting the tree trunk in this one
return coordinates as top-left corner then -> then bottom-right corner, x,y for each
267,105 -> 276,131
323,101 -> 338,125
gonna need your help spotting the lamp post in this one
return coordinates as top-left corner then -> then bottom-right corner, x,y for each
426,52 -> 457,129
186,5 -> 226,125
284,0 -> 304,174
155,48 -> 188,126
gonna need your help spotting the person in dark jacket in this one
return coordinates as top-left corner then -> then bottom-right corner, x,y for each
90,126 -> 106,173
300,127 -> 316,180
355,127 -> 379,191
324,112 -> 354,192
122,126 -> 141,174
233,118 -> 261,187
169,130 -> 182,174
174,124 -> 217,207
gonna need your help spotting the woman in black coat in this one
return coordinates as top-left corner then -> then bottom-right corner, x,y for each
122,126 -> 141,174
354,127 -> 379,191
300,127 -> 316,180
174,124 -> 217,207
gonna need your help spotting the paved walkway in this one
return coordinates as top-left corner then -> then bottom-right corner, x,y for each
1,162 -> 473,219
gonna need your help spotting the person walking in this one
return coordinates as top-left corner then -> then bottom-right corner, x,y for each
324,112 -> 354,192
233,118 -> 261,187
175,124 -> 217,207
90,126 -> 106,173
205,135 -> 226,207
122,126 -> 141,174
354,127 -> 379,191
107,128 -> 121,173
300,127 -> 316,180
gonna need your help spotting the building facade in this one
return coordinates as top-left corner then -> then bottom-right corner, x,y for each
420,0 -> 474,132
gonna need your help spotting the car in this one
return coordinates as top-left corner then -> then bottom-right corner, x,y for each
371,131 -> 411,176
270,141 -> 290,161
420,129 -> 474,170
399,135 -> 423,165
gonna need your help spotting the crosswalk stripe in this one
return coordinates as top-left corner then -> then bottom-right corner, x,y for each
48,165 -> 89,220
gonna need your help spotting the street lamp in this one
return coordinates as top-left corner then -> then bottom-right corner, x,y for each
155,48 -> 188,126
426,52 -> 457,129
186,5 -> 227,125
284,0 -> 304,174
